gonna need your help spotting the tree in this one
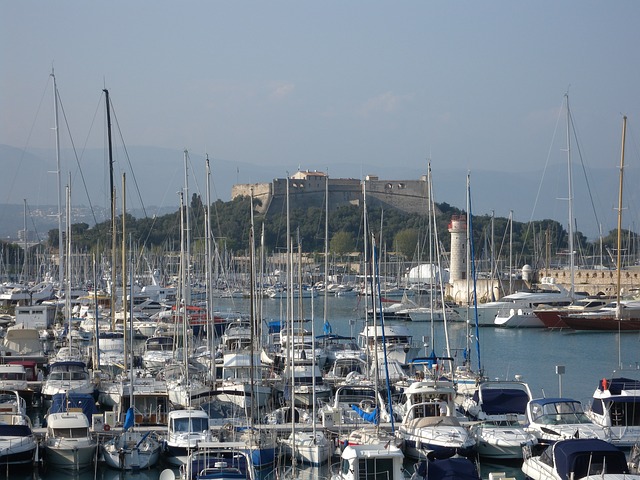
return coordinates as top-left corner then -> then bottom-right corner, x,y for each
394,228 -> 419,260
330,231 -> 355,255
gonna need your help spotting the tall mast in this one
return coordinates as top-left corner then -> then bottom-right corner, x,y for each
323,173 -> 329,331
104,89 -> 117,331
183,150 -> 191,306
565,94 -> 575,296
122,173 -> 127,371
205,156 -> 215,379
615,116 -> 627,323
65,181 -> 72,346
51,70 -> 64,287
248,190 -> 256,427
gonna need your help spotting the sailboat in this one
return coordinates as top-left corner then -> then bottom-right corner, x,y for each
102,211 -> 162,471
560,116 -> 640,331
216,190 -> 277,470
280,177 -> 331,466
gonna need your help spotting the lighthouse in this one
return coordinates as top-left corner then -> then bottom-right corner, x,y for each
448,215 -> 467,283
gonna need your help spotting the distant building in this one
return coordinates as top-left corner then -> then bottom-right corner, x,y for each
231,170 -> 435,216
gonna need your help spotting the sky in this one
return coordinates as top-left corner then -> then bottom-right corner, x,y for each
2,1 -> 640,238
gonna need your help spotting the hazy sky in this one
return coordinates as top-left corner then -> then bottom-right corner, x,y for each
2,1 -> 640,238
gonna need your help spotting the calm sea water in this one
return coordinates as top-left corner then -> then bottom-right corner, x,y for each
24,294 -> 640,480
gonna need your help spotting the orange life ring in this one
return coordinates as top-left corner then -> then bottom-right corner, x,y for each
602,378 -> 608,390
104,424 -> 111,431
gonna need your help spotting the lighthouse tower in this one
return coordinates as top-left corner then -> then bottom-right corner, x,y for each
448,215 -> 467,283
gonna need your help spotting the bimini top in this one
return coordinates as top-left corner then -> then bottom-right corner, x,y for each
544,438 -> 629,480
413,457 -> 480,480
50,393 -> 99,422
598,377 -> 640,395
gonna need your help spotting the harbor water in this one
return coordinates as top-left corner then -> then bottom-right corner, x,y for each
18,293 -> 640,480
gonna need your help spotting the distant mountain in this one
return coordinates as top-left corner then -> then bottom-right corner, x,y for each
1,143 -> 633,240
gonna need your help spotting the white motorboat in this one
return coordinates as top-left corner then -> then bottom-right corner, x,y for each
585,376 -> 640,447
41,360 -> 95,400
493,278 -> 584,328
279,359 -> 332,408
280,430 -> 331,466
330,444 -> 407,480
319,379 -> 393,426
522,438 -> 638,479
525,397 -> 609,445
358,324 -> 420,366
460,379 -> 537,459
0,390 -> 37,468
141,335 -> 175,372
163,408 -> 212,466
215,352 -> 273,411
398,379 -> 476,459
43,411 -> 97,471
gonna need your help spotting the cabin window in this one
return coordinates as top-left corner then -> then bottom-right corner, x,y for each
359,457 -> 395,479
53,427 -> 88,438
609,400 -> 640,427
173,416 -> 208,433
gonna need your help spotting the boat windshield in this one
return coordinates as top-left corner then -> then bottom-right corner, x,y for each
52,427 -> 89,438
531,401 -> 591,424
173,416 -> 209,433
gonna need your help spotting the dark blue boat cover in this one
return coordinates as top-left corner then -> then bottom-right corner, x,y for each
0,424 -> 32,437
552,438 -> 629,480
481,388 -> 529,415
414,457 -> 480,480
599,377 -> 640,394
50,393 -> 99,422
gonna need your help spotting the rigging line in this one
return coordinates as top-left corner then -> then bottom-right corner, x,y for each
25,202 -> 44,244
519,95 -> 566,266
569,106 -> 603,237
108,100 -> 148,221
1,75 -> 50,209
56,88 -> 102,230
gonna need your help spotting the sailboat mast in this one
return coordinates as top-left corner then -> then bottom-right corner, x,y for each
615,116 -> 627,323
323,173 -> 329,330
205,156 -> 215,381
565,94 -> 575,296
51,70 -> 64,288
104,89 -> 117,331
122,173 -> 128,371
183,150 -> 191,306
249,188 -> 256,426
65,181 -> 72,346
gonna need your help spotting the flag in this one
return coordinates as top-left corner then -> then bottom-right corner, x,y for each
123,407 -> 135,431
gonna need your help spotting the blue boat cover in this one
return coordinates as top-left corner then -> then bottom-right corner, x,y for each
480,388 -> 528,415
599,377 -> 640,395
0,424 -> 32,437
50,393 -> 99,422
551,439 -> 629,480
350,404 -> 379,425
414,457 -> 480,480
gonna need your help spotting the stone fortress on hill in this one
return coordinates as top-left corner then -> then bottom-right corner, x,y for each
233,170 -> 640,302
231,170 -> 435,216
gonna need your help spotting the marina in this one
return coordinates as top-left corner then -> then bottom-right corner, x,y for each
1,293 -> 639,479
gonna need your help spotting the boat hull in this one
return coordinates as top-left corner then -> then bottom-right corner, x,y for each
44,444 -> 97,471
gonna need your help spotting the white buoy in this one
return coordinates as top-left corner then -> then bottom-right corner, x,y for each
159,468 -> 176,480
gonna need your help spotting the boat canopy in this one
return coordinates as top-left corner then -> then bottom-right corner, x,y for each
476,388 -> 529,415
414,457 -> 480,480
50,393 -> 99,422
548,439 -> 629,479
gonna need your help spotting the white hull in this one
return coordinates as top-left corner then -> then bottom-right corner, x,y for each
44,443 -> 97,471
102,431 -> 161,470
216,383 -> 273,409
281,431 -> 331,466
470,423 -> 536,459
494,308 -> 545,328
